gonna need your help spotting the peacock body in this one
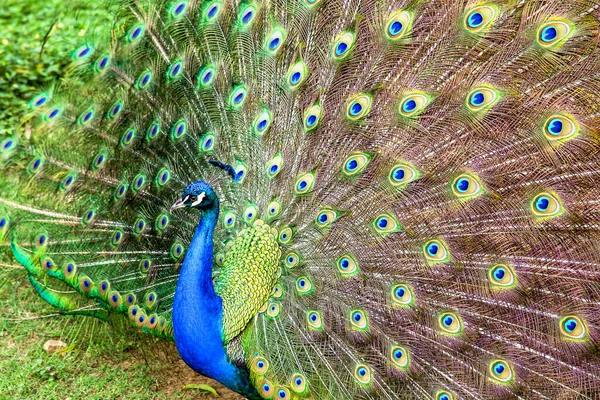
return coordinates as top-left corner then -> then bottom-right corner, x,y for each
2,0 -> 600,398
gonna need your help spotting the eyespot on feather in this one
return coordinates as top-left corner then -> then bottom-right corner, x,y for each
385,10 -> 412,40
423,239 -> 450,263
537,19 -> 573,47
559,315 -> 588,341
346,93 -> 372,120
543,114 -> 579,142
489,359 -> 514,384
451,173 -> 484,199
463,5 -> 497,32
530,192 -> 563,219
488,264 -> 517,289
438,312 -> 463,335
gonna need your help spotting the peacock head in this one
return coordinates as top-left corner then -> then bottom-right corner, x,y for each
170,181 -> 218,212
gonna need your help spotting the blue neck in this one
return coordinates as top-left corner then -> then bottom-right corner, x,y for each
172,205 -> 256,397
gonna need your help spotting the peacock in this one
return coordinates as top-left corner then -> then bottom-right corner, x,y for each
2,0 -> 600,398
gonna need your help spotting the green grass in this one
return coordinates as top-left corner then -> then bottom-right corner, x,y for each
0,269 -> 239,399
0,0 -> 112,134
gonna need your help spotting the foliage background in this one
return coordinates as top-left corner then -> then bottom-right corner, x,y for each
0,1 -> 242,398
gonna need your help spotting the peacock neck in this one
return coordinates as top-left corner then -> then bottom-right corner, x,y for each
172,204 -> 256,397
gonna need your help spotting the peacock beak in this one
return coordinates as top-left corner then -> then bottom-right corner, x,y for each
170,196 -> 187,211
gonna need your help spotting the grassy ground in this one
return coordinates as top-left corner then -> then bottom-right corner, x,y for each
0,0 -> 113,134
1,269 -> 244,399
0,1 -> 243,398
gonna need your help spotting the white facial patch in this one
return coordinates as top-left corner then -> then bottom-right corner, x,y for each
191,192 -> 206,207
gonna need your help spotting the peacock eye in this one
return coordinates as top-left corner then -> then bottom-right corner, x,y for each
189,195 -> 197,202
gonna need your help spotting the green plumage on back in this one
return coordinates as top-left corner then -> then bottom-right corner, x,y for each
215,220 -> 281,343
3,0 -> 600,398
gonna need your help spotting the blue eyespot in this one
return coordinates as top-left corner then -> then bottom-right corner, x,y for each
2,140 -> 14,150
169,62 -> 183,78
346,159 -> 358,171
402,99 -> 417,113
440,395 -> 450,400
290,72 -> 301,85
257,360 -> 265,368
377,217 -> 388,229
38,235 -> 46,245
47,108 -> 60,119
298,180 -> 307,190
389,21 -> 403,36
493,362 -> 505,375
309,313 -> 317,322
494,267 -> 505,280
299,279 -> 306,288
395,286 -> 405,298
392,167 -> 405,181
350,102 -> 362,116
207,4 -> 219,18
306,114 -> 317,127
467,11 -> 484,28
148,123 -> 160,138
318,213 -> 328,223
443,315 -> 454,327
97,56 -> 109,70
295,377 -> 303,385
202,70 -> 213,83
234,92 -> 244,104
336,42 -> 348,56
541,26 -> 557,42
173,2 -> 186,16
340,258 -> 350,269
34,96 -> 47,107
242,10 -> 253,24
111,103 -> 122,117
131,27 -> 142,39
269,38 -> 280,50
427,243 -> 439,256
270,165 -> 278,174
470,91 -> 485,106
358,367 -> 367,376
83,279 -> 90,288
563,318 -> 578,333
77,46 -> 91,58
455,178 -> 469,193
278,390 -> 286,398
257,119 -> 268,131
0,218 -> 6,228
140,74 -> 150,87
535,196 -> 550,212
393,349 -> 403,360
83,111 -> 93,123
547,118 -> 563,136
353,312 -> 362,322
263,384 -> 270,392
101,282 -> 108,290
